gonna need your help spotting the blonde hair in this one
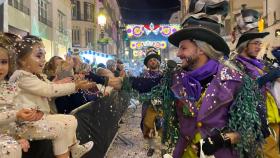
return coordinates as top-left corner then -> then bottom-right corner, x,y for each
193,39 -> 240,71
236,41 -> 249,54
193,39 -> 224,60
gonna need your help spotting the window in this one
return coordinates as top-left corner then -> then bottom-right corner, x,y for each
38,0 -> 47,19
72,28 -> 80,46
72,1 -> 81,20
58,10 -> 66,34
38,0 -> 50,26
85,28 -> 93,47
14,0 -> 23,9
8,0 -> 29,15
84,2 -> 94,21
72,1 -> 77,19
72,3 -> 77,19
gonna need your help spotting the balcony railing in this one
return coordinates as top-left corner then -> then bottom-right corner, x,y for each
8,0 -> 30,15
72,14 -> 94,22
39,15 -> 52,27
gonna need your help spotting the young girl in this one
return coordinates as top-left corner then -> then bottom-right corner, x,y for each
0,33 -> 35,158
9,35 -> 94,158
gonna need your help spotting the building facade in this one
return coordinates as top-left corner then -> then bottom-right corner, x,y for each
71,0 -> 124,57
71,0 -> 97,52
2,0 -> 72,60
98,0 -> 123,56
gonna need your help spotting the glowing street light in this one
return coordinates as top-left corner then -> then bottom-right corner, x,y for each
98,8 -> 107,53
98,8 -> 106,27
98,14 -> 106,27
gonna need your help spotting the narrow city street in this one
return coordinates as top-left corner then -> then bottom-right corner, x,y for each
106,103 -> 161,158
1,0 -> 280,158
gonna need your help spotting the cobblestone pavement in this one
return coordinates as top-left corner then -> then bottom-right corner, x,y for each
106,105 -> 162,158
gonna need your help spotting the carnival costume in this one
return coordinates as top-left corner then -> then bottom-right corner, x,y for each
234,8 -> 280,158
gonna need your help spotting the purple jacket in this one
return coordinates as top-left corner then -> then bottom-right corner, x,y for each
172,64 -> 243,158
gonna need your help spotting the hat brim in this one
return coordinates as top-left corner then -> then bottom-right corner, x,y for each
168,27 -> 230,56
144,54 -> 161,66
236,32 -> 269,48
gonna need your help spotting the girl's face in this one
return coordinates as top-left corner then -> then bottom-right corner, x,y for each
0,48 -> 9,80
21,44 -> 46,74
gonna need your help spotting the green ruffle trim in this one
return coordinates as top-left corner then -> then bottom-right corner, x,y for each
139,67 -> 179,149
228,75 -> 265,158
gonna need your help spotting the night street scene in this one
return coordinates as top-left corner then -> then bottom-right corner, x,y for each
0,0 -> 280,158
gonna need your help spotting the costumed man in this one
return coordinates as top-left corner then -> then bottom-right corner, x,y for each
140,46 -> 163,156
164,0 -> 268,158
118,1 -> 268,157
164,1 -> 269,156
234,8 -> 280,158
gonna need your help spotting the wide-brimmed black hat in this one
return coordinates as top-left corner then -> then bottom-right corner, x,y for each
168,16 -> 230,56
181,15 -> 222,33
189,0 -> 229,16
144,47 -> 161,66
241,9 -> 259,23
236,32 -> 269,48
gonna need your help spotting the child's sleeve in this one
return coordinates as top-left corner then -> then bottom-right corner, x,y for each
18,75 -> 76,98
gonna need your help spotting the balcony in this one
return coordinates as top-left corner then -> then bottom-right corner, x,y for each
39,15 -> 52,27
8,0 -> 30,15
72,14 -> 94,22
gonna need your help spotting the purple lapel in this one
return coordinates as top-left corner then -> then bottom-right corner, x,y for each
198,65 -> 243,121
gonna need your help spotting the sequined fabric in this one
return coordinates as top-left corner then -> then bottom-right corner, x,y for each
0,134 -> 21,158
0,81 -> 20,135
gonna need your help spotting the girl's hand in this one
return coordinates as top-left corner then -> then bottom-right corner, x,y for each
34,111 -> 44,121
17,139 -> 30,152
74,74 -> 85,80
16,109 -> 38,121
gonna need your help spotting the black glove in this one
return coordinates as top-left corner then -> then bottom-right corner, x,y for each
272,47 -> 280,62
257,68 -> 280,87
201,133 -> 231,156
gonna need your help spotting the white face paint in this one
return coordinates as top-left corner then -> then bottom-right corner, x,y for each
21,44 -> 46,74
